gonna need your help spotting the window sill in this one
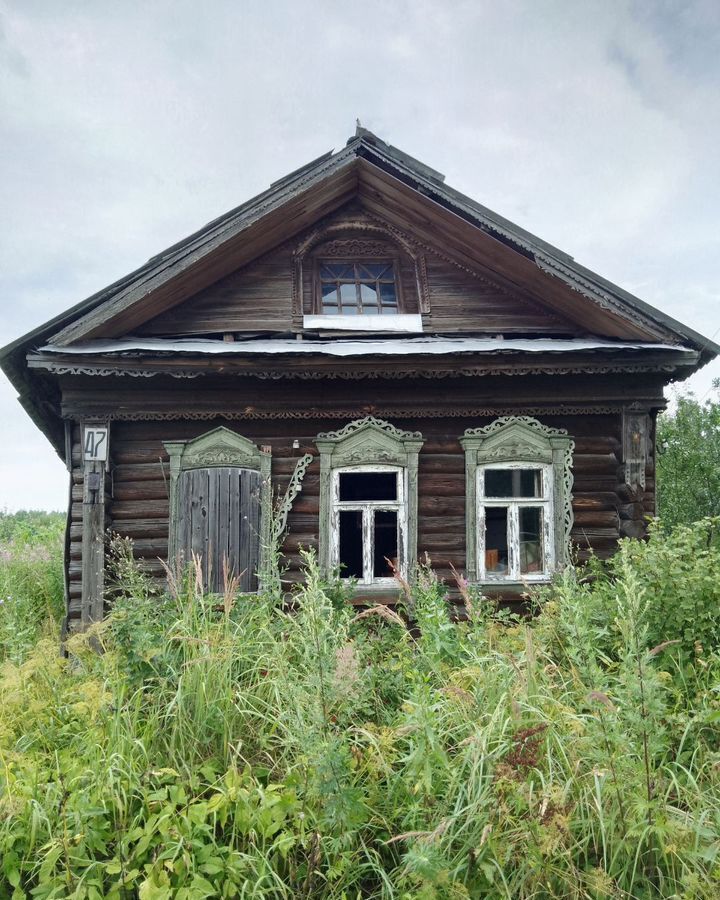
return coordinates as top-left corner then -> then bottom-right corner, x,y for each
303,314 -> 423,333
470,581 -> 553,598
340,579 -> 402,590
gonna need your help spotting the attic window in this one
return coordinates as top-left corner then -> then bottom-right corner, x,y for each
318,261 -> 399,315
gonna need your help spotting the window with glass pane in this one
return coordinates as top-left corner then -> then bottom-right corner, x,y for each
319,261 -> 399,315
478,465 -> 552,581
333,468 -> 404,584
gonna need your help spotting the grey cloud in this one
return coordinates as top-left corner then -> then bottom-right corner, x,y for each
1,0 -> 718,508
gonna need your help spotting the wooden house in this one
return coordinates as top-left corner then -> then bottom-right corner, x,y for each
2,127 -> 718,632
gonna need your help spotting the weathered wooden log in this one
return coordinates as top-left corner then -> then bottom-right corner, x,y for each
573,510 -> 620,528
113,481 -> 169,501
619,520 -> 647,539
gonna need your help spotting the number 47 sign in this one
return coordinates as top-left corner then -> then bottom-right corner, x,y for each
83,425 -> 109,463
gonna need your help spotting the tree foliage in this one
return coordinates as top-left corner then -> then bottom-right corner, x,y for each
656,384 -> 720,527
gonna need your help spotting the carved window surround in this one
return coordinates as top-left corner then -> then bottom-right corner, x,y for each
292,219 -> 429,321
622,407 -> 650,493
164,426 -> 272,587
460,417 -> 574,583
315,417 -> 423,583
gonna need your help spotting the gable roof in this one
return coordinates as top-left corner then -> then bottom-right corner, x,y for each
2,127 -> 718,452
4,126 -> 719,354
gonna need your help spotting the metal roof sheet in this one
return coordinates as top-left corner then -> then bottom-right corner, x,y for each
38,337 -> 695,358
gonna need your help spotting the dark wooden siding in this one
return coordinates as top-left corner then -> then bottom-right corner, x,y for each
65,372 -> 659,629
137,245 -> 295,335
133,211 -> 582,337
423,254 -> 580,334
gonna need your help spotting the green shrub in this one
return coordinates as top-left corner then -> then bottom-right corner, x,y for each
539,517 -> 720,661
1,522 -> 719,897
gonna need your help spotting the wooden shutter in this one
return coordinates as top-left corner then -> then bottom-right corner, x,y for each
176,466 -> 261,592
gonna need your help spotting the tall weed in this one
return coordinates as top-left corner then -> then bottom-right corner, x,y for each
1,520 -> 719,897
0,510 -> 64,663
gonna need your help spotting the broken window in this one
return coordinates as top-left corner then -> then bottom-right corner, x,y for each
331,468 -> 404,584
461,417 -> 574,584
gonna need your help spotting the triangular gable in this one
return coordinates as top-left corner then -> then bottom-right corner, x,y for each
135,203 -> 583,338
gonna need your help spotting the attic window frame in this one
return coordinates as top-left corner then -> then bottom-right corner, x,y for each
313,257 -> 404,315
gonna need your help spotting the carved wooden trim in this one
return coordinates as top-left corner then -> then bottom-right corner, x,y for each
535,255 -> 673,340
39,361 -> 682,380
315,417 -> 423,578
163,426 -> 272,582
293,216 -> 420,317
294,217 -> 420,263
316,238 -> 394,257
68,405 -> 625,423
418,254 -> 430,314
360,210 -> 566,324
460,417 -> 574,581
316,416 -> 422,444
622,407 -> 650,493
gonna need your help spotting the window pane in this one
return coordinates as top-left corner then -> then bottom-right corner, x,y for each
360,283 -> 379,305
322,264 -> 353,280
339,471 -> 397,501
519,507 -> 543,574
321,285 -> 338,310
373,509 -> 398,578
484,468 -> 542,498
339,282 -> 356,300
484,506 -> 509,574
318,260 -> 398,316
339,510 -> 364,579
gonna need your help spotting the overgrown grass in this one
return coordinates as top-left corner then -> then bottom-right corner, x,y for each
1,522 -> 720,897
0,510 -> 64,664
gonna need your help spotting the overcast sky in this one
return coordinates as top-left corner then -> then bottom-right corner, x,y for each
1,0 -> 719,511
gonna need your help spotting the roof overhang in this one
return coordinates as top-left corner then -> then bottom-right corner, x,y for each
28,336 -> 700,380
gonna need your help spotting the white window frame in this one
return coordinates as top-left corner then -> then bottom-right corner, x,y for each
330,464 -> 407,587
461,417 -> 574,585
477,461 -> 555,583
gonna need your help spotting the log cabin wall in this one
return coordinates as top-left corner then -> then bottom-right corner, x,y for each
64,371 -> 662,630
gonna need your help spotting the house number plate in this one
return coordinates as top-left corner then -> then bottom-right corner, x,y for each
83,425 -> 109,462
